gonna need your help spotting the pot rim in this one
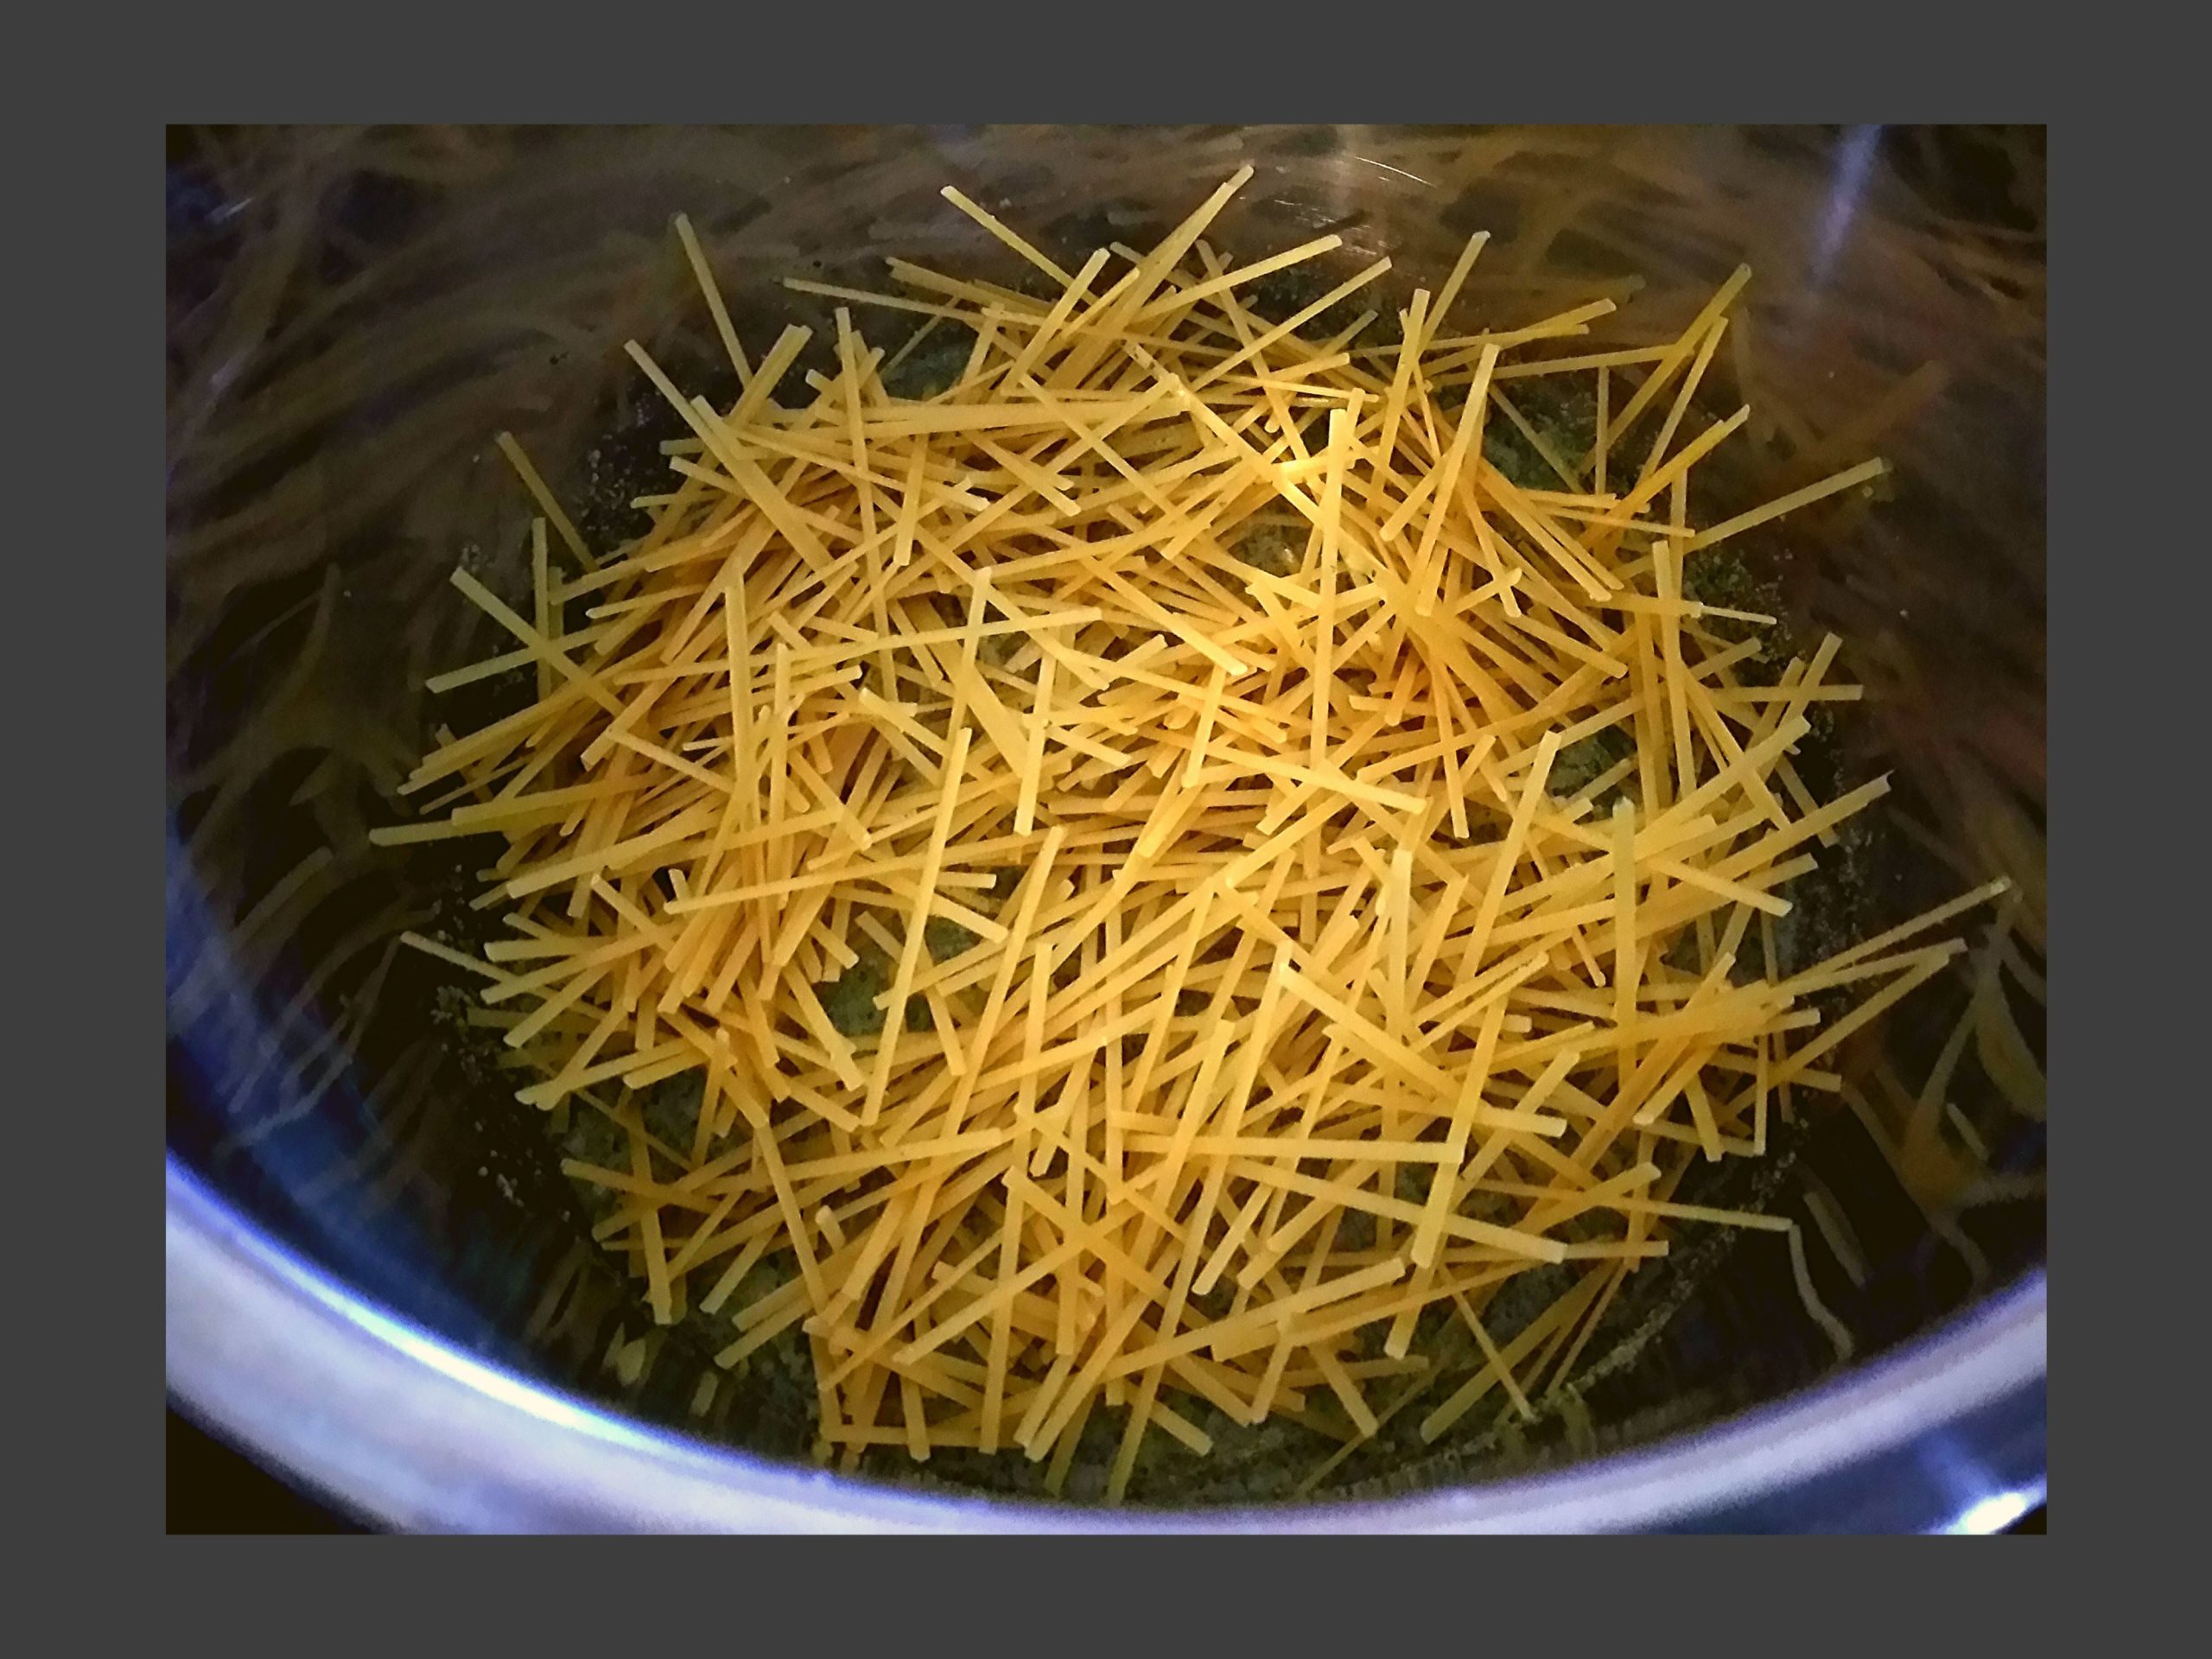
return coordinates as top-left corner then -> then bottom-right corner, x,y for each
166,1154 -> 2044,1532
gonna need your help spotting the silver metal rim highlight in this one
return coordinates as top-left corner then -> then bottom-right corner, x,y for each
167,1156 -> 2045,1533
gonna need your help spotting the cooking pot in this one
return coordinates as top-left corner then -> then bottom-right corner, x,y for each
165,124 -> 2045,1531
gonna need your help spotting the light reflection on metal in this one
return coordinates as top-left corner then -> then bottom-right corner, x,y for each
171,1158 -> 617,1444
345,1279 -> 615,1439
1353,154 -> 1434,189
1814,125 -> 1885,288
169,1153 -> 2047,1535
1942,1484 -> 2044,1535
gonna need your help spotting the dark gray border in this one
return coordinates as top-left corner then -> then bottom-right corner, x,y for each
114,38 -> 2068,1637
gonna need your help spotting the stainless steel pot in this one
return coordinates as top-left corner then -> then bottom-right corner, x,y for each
166,124 -> 2046,1531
